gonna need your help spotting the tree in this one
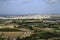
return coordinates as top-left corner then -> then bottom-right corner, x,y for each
14,25 -> 16,28
7,37 -> 10,40
16,36 -> 21,40
29,26 -> 33,30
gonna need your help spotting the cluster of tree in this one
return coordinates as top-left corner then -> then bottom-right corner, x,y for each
21,31 -> 60,40
0,33 -> 5,40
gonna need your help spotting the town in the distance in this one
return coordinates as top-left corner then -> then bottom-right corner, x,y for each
0,14 -> 60,40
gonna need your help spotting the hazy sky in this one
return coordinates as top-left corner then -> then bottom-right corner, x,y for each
0,0 -> 60,16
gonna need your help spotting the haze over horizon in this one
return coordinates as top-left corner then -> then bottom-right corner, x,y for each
0,0 -> 60,16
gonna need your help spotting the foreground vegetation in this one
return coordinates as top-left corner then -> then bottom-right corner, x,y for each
0,19 -> 60,40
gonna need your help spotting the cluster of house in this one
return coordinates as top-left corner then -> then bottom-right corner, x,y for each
0,14 -> 60,19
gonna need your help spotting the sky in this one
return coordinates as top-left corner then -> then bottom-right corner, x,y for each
0,0 -> 60,16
